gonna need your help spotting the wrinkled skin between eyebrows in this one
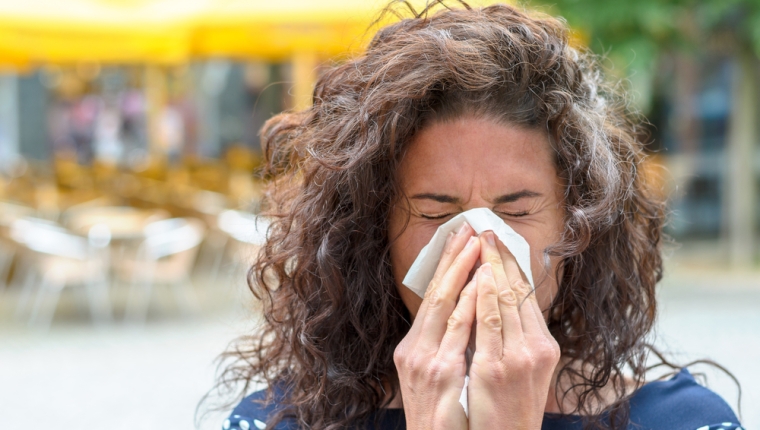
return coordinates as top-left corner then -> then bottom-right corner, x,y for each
388,116 -> 566,319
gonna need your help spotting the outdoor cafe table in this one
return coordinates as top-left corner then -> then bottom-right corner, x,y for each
65,206 -> 169,241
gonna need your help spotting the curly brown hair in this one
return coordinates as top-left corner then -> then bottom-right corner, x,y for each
208,1 -> 666,429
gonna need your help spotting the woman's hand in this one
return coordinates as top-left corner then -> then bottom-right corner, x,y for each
467,231 -> 561,430
394,223 -> 480,430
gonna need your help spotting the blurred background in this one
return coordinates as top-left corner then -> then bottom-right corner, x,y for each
0,0 -> 757,429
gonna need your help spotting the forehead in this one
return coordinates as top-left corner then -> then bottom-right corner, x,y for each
398,117 -> 557,194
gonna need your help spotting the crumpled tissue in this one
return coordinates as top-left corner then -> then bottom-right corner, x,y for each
401,207 -> 535,417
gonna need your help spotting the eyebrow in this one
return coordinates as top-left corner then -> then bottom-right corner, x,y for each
410,190 -> 541,204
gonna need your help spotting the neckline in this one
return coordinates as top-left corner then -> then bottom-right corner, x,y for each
544,368 -> 690,420
380,368 -> 691,419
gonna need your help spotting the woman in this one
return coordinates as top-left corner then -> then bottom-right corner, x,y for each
213,2 -> 743,429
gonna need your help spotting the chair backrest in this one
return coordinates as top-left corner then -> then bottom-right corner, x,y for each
10,218 -> 94,260
217,210 -> 269,245
63,205 -> 169,234
140,218 -> 205,260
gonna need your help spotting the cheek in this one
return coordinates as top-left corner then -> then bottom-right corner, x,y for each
388,213 -> 438,318
388,217 -> 438,283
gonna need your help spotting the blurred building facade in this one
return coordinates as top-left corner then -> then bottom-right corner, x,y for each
648,52 -> 760,265
0,62 -> 286,166
0,0 -> 758,268
1,53 -> 759,264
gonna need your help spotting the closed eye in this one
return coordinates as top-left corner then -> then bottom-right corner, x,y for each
497,211 -> 529,217
421,211 -> 529,219
419,213 -> 454,220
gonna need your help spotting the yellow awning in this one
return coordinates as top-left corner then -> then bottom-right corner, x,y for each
0,0 -> 506,66
190,0 -> 411,61
0,0 -> 198,66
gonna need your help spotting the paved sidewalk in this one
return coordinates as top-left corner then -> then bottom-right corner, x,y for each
654,265 -> 760,428
0,266 -> 757,430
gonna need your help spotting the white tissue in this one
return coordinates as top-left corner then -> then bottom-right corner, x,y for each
402,207 -> 534,297
401,208 -> 535,417
458,375 -> 469,417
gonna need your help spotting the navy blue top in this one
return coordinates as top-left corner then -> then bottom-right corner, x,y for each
223,368 -> 742,430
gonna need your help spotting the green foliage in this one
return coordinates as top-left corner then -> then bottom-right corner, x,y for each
524,0 -> 760,111
529,0 -> 760,59
527,0 -> 682,69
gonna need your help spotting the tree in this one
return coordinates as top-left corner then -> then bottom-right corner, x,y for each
528,0 -> 759,266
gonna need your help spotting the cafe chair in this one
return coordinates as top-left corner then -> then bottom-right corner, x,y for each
205,210 -> 269,285
117,217 -> 206,323
0,202 -> 36,290
0,239 -> 15,290
9,217 -> 112,329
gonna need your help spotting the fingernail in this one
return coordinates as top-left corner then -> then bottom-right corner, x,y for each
480,263 -> 493,277
465,236 -> 477,248
444,232 -> 455,247
485,231 -> 496,246
458,222 -> 470,235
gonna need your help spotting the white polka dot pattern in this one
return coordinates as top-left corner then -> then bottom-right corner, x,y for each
695,424 -> 744,430
224,415 -> 743,429
223,415 -> 267,430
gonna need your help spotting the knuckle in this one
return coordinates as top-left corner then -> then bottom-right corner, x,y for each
424,280 -> 440,299
393,341 -> 410,364
480,278 -> 498,294
481,313 -> 502,329
393,349 -> 407,371
513,353 -> 534,371
425,289 -> 443,308
486,254 -> 502,265
446,312 -> 465,332
546,339 -> 562,362
511,279 -> 530,292
532,339 -> 561,365
423,360 -> 448,383
498,288 -> 517,305
403,355 -> 425,376
486,363 -> 510,382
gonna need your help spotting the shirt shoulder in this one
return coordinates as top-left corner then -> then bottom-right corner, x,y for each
223,386 -> 298,430
629,368 -> 743,430
222,387 -> 406,430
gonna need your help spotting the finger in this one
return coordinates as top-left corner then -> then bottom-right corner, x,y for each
526,277 -> 554,340
479,232 -> 523,345
528,258 -> 558,339
409,221 -> 475,334
496,240 -> 544,336
438,278 -> 478,362
475,263 -> 506,358
529,293 -> 554,340
478,231 -> 509,289
415,235 -> 481,348
425,222 -> 476,299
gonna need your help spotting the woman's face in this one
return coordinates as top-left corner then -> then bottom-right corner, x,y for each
388,116 -> 565,319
